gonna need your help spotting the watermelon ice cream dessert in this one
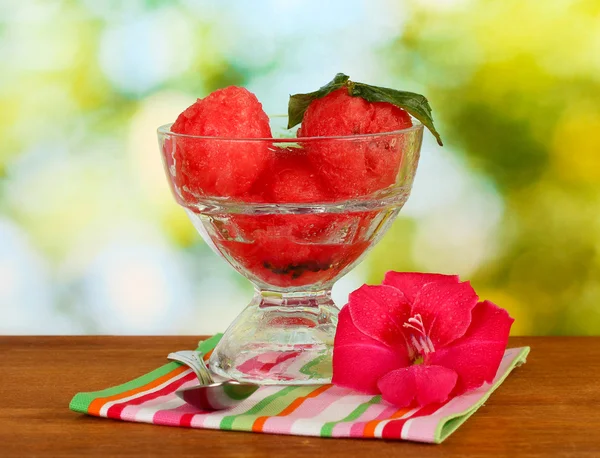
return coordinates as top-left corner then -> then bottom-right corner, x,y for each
159,74 -> 440,289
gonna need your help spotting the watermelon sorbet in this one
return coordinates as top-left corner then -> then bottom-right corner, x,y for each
160,82 -> 420,289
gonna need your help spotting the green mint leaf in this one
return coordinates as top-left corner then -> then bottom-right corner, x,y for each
287,73 -> 443,146
349,82 -> 443,146
287,73 -> 350,129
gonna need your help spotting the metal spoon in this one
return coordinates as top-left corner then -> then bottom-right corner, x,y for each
167,350 -> 259,410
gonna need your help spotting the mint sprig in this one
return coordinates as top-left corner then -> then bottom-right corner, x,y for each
287,73 -> 443,146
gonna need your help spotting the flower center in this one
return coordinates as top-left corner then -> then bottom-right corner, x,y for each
403,313 -> 435,361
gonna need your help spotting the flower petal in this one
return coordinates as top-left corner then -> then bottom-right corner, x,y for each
377,365 -> 458,408
383,271 -> 460,302
429,300 -> 514,395
411,280 -> 479,348
333,307 -> 409,393
347,284 -> 411,349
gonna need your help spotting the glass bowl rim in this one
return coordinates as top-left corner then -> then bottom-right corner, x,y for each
157,117 -> 423,142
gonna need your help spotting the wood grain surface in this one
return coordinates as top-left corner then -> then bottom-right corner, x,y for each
0,336 -> 598,457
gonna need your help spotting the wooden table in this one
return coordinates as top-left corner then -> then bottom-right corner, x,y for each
0,336 -> 598,457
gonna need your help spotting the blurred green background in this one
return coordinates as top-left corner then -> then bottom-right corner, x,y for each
1,0 -> 598,335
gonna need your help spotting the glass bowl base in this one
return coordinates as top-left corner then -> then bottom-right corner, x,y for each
208,290 -> 339,385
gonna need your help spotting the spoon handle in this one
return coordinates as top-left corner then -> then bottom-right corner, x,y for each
191,351 -> 214,384
167,351 -> 212,385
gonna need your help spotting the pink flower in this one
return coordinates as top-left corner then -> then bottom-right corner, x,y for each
332,272 -> 514,408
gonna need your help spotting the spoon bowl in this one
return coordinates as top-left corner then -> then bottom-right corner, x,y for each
175,381 -> 260,411
168,350 -> 259,410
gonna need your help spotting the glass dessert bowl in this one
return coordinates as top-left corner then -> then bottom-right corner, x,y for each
157,118 -> 423,385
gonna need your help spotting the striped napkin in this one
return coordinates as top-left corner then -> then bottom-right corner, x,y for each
70,335 -> 529,444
